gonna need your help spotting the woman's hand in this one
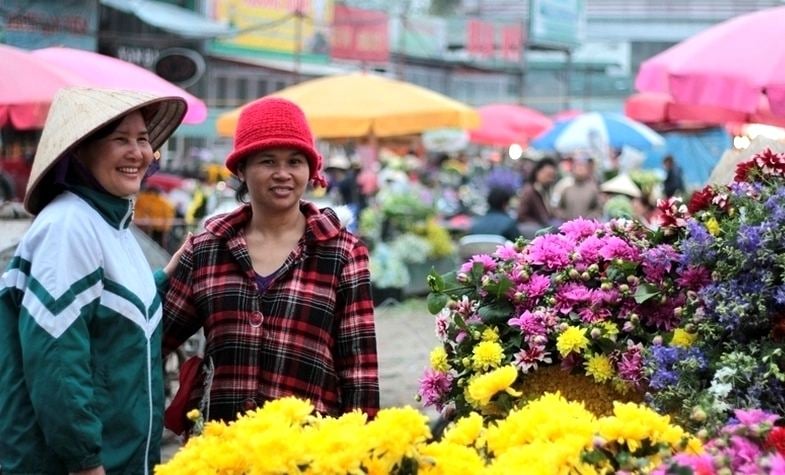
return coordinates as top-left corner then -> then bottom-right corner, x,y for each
164,232 -> 192,277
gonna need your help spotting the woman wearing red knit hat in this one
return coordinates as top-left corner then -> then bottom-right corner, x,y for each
162,97 -> 379,433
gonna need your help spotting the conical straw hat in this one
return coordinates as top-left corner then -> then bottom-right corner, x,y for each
24,87 -> 187,214
600,173 -> 642,198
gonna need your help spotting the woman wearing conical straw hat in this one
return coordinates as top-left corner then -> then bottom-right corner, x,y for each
0,87 -> 187,474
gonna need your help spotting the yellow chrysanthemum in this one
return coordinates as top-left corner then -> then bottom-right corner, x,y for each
584,354 -> 614,383
598,402 -> 687,452
471,340 -> 504,371
467,365 -> 520,407
600,322 -> 619,338
556,326 -> 589,356
418,442 -> 486,475
705,217 -> 720,236
442,412 -> 484,447
186,409 -> 201,421
429,347 -> 450,372
481,326 -> 500,342
670,328 -> 697,348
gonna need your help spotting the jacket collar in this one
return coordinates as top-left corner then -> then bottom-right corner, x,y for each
67,185 -> 135,230
204,201 -> 342,242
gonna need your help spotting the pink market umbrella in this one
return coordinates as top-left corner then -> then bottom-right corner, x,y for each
469,103 -> 552,146
0,44 -> 88,129
32,47 -> 207,124
624,92 -> 785,129
636,6 -> 785,118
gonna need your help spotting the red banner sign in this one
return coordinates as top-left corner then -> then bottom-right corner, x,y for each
467,19 -> 495,58
330,5 -> 389,62
501,24 -> 524,62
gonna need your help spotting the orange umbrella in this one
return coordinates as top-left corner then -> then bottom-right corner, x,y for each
216,73 -> 479,139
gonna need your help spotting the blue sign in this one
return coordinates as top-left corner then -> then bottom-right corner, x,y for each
1,0 -> 98,50
528,0 -> 586,49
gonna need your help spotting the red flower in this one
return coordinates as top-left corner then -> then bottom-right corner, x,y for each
734,159 -> 757,183
766,426 -> 785,456
687,186 -> 715,214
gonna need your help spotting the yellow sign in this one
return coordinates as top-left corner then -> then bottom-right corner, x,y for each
215,0 -> 334,55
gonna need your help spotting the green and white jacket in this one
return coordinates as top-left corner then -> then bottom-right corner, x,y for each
0,187 -> 165,475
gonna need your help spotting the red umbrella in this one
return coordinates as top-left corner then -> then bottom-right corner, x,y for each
625,92 -> 785,129
0,44 -> 87,129
469,103 -> 552,146
143,172 -> 186,192
636,6 -> 785,118
32,47 -> 207,124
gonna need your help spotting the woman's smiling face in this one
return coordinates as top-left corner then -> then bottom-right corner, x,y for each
239,147 -> 310,213
76,110 -> 154,198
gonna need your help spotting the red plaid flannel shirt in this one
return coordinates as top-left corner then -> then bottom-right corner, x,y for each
163,202 -> 379,421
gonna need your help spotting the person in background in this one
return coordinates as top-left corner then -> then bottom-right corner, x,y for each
662,155 -> 685,198
517,157 -> 560,238
557,157 -> 601,220
0,87 -> 187,474
470,187 -> 520,241
163,97 -> 379,430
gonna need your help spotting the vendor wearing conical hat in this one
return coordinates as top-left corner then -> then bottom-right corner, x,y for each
0,87 -> 186,474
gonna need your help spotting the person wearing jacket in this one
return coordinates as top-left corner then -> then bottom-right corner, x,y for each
0,87 -> 187,474
163,97 -> 379,430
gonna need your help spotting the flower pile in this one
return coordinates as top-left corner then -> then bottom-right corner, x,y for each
654,409 -> 785,474
156,393 -> 698,475
646,148 -> 785,431
421,217 -> 686,418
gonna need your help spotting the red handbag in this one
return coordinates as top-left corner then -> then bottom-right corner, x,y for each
164,355 -> 203,436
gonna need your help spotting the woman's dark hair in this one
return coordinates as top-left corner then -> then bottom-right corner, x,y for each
234,159 -> 249,203
528,157 -> 557,184
487,187 -> 511,211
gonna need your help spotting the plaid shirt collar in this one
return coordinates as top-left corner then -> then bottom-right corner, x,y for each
204,201 -> 342,243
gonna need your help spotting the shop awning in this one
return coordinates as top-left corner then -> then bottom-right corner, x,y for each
100,0 -> 234,39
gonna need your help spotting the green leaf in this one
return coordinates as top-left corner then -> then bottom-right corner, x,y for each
478,303 -> 514,323
426,292 -> 450,315
634,283 -> 660,304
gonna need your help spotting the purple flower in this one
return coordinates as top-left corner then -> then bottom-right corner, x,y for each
617,344 -> 646,389
676,265 -> 711,290
418,369 -> 453,410
494,243 -> 520,261
641,244 -> 680,282
559,217 -> 602,240
459,254 -> 497,274
575,235 -> 606,265
598,236 -> 640,262
728,435 -> 763,474
732,408 -> 779,427
508,310 -> 546,335
523,273 -> 551,299
736,224 -> 763,254
526,234 -> 574,269
513,344 -> 552,373
680,219 -> 716,265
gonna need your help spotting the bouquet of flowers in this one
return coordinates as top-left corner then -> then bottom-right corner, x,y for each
646,149 -> 785,431
156,393 -> 698,475
421,217 -> 687,419
654,408 -> 785,474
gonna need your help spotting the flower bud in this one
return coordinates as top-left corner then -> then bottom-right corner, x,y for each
581,272 -> 591,281
674,307 -> 683,318
590,328 -> 602,339
588,263 -> 600,274
457,273 -> 469,284
619,284 -> 630,293
569,269 -> 580,280
558,322 -> 569,332
690,406 -> 707,422
461,357 -> 471,367
652,335 -> 663,345
554,274 -> 564,284
514,292 -> 525,303
601,282 -> 613,291
684,323 -> 695,333
622,321 -> 635,332
626,275 -> 638,285
519,270 -> 530,281
629,313 -> 640,323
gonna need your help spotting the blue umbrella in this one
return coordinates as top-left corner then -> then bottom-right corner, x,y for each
531,112 -> 665,153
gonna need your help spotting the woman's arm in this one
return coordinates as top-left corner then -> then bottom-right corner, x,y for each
334,241 -> 380,417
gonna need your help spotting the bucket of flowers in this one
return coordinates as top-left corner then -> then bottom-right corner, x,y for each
420,216 -> 688,421
646,148 -> 785,432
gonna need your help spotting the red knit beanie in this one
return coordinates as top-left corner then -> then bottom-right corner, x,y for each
225,97 -> 326,188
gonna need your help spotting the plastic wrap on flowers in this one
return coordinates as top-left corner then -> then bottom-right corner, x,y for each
420,217 -> 687,421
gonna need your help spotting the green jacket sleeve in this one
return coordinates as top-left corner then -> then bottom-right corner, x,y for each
19,221 -> 104,471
